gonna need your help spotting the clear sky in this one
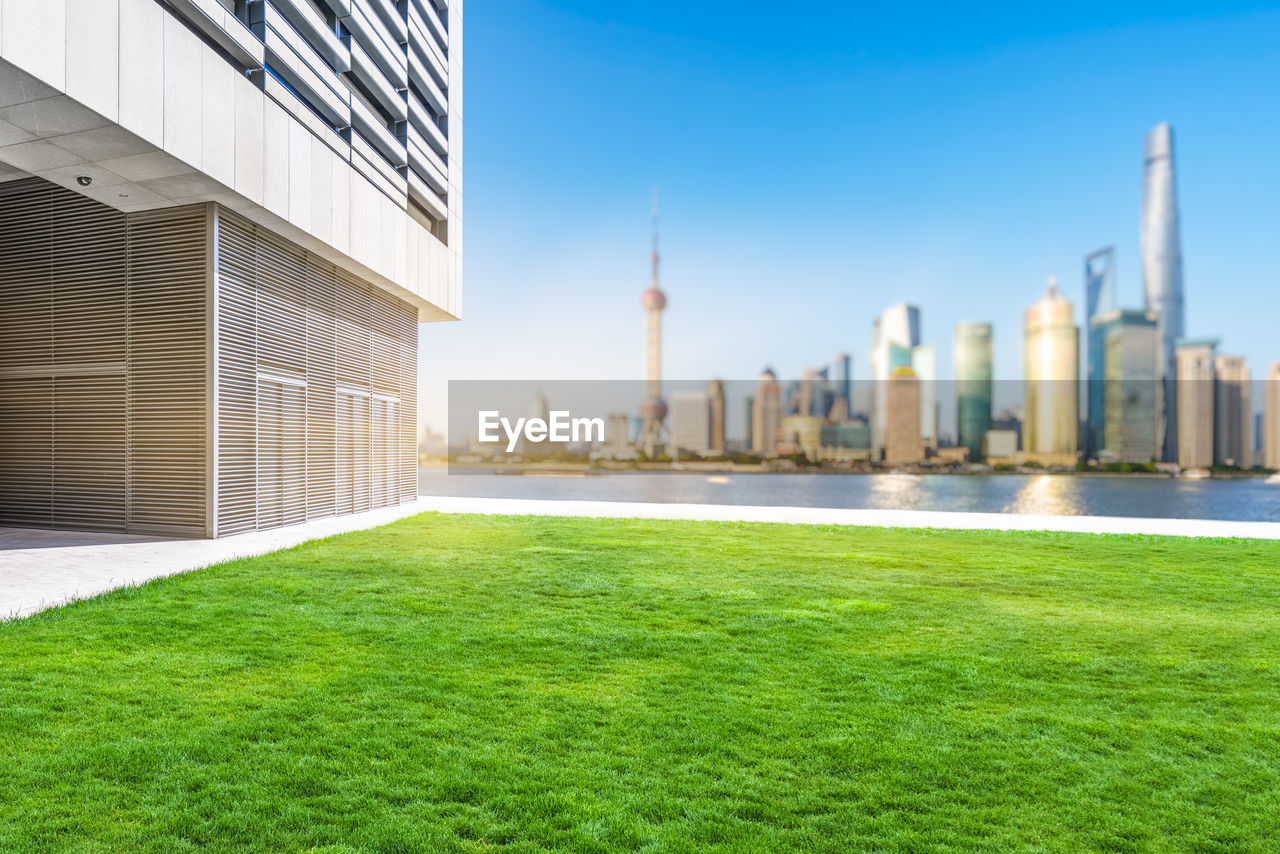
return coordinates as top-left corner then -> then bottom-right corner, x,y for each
420,0 -> 1280,431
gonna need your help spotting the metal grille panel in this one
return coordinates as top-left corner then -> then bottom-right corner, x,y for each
214,209 -> 418,536
0,180 -> 208,535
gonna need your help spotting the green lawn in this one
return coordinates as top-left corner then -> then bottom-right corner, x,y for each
3,515 -> 1280,852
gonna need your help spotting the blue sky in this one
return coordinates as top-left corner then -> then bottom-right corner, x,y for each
421,0 -> 1280,429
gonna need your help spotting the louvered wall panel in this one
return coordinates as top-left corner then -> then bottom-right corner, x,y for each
0,378 -> 53,527
0,181 -> 54,528
396,306 -> 418,501
305,263 -> 338,520
53,192 -> 127,366
50,190 -> 129,533
214,208 -> 419,534
53,375 -> 127,532
0,180 -> 207,536
257,378 -> 308,529
126,209 -> 208,536
256,233 -> 307,376
0,182 -> 53,371
372,396 -> 398,507
213,215 -> 260,536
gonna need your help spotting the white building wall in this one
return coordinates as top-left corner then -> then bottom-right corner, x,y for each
0,0 -> 460,322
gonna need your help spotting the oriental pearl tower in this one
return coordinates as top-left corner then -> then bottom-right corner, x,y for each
639,192 -> 667,457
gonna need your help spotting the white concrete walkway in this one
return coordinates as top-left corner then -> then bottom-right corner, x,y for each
3,497 -> 1278,621
0,500 -> 433,621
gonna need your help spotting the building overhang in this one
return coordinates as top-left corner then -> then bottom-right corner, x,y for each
0,1 -> 460,323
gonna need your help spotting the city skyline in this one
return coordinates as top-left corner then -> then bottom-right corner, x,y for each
420,1 -> 1280,432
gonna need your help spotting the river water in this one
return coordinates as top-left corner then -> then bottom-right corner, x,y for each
420,469 -> 1280,522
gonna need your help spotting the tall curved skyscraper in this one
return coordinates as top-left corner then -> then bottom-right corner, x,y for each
1141,122 -> 1185,462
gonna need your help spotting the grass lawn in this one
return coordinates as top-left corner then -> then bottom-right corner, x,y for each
3,514 -> 1280,852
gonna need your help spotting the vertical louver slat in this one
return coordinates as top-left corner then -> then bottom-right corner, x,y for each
126,209 -> 209,536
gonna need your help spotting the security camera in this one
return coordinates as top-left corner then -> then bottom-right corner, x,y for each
76,175 -> 92,187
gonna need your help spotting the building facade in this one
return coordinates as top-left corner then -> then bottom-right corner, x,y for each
1091,309 -> 1159,463
1213,355 -> 1251,469
1023,278 -> 1079,460
884,368 -> 922,465
832,353 -> 852,421
1175,339 -> 1217,470
954,322 -> 992,461
1084,246 -> 1116,457
870,303 -> 919,458
911,344 -> 937,452
707,379 -> 726,454
1266,362 -> 1280,470
671,390 -> 710,456
1141,123 -> 1185,463
751,369 -> 780,457
0,0 -> 461,536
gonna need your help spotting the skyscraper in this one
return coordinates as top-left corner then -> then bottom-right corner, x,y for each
1213,356 -> 1252,469
1266,362 -> 1280,470
870,304 -> 921,459
640,195 -> 668,456
912,345 -> 938,451
1084,247 -> 1117,456
833,354 -> 852,421
1024,277 -> 1079,460
1175,339 -> 1217,469
671,391 -> 711,456
954,322 -> 994,462
798,367 -> 831,419
752,369 -> 781,458
885,368 -> 923,465
708,379 -> 726,454
1092,309 -> 1159,463
1142,122 -> 1186,463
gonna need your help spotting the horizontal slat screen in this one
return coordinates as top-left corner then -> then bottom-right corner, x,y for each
127,208 -> 209,536
0,179 -> 207,536
214,208 -> 419,536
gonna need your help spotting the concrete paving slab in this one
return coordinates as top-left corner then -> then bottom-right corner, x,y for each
0,500 -> 433,621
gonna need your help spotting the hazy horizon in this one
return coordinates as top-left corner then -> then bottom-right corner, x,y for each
419,0 -> 1280,431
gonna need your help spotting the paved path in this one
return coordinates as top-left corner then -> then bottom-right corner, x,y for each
0,501 -> 433,621
4,497 -> 1278,621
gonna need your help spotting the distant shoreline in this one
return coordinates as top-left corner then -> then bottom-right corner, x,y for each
432,459 -> 1275,480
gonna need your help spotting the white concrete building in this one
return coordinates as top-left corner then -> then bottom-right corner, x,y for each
0,0 -> 461,536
